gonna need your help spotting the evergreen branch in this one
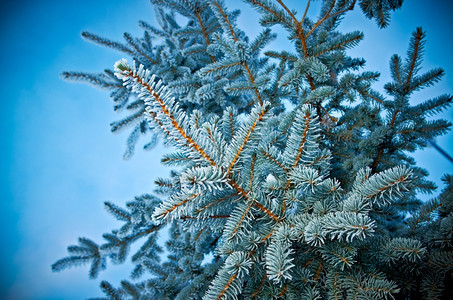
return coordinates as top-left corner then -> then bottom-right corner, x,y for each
329,272 -> 341,299
147,111 -> 172,137
255,200 -> 280,221
153,192 -> 201,222
161,152 -> 191,166
408,68 -> 444,92
300,0 -> 310,25
252,0 -> 280,20
199,59 -> 242,77
404,27 -> 425,87
180,214 -> 230,220
226,178 -> 248,198
357,71 -> 381,82
395,120 -> 451,138
275,0 -> 298,25
224,200 -> 255,241
82,31 -> 133,55
104,201 -> 131,222
249,153 -> 257,192
356,87 -> 384,104
306,153 -> 330,168
150,0 -> 181,13
52,237 -> 105,279
278,285 -> 288,297
122,121 -> 152,160
100,280 -> 121,300
314,262 -> 323,281
204,252 -> 252,300
293,109 -> 313,168
154,178 -> 172,188
175,27 -> 203,37
228,110 -> 235,137
281,105 -> 320,214
389,109 -> 399,127
195,192 -> 239,214
347,274 -> 399,299
218,273 -> 238,299
206,21 -> 223,36
261,149 -> 288,173
193,227 -> 205,243
246,0 -> 292,28
121,280 -> 140,299
138,20 -> 169,38
313,31 -> 363,57
195,11 -> 217,63
289,166 -> 323,193
322,212 -> 376,242
407,198 -> 441,233
208,0 -> 238,42
223,176 -> 279,222
116,60 -> 217,166
225,81 -> 260,96
390,54 -> 402,84
304,0 -> 336,39
250,28 -> 275,55
61,71 -> 123,88
321,243 -> 356,271
181,166 -> 229,193
382,238 -> 426,263
251,273 -> 267,299
265,239 -> 294,283
265,50 -> 298,62
243,63 -> 263,105
371,110 -> 399,171
196,11 -> 212,45
410,94 -> 453,117
126,225 -> 163,243
208,1 -> 267,106
226,103 -> 269,174
378,3 -> 389,28
429,251 -> 453,269
110,109 -> 145,133
362,165 -> 413,206
123,33 -> 157,64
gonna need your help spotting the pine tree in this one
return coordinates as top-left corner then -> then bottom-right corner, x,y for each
53,0 -> 453,299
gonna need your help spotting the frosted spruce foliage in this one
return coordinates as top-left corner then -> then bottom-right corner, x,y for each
54,0 -> 452,299
112,59 -> 415,299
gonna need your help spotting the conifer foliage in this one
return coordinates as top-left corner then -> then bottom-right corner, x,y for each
53,0 -> 452,298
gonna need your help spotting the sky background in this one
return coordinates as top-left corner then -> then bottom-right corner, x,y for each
1,0 -> 452,299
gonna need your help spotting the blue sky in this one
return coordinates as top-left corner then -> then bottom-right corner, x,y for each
1,0 -> 452,299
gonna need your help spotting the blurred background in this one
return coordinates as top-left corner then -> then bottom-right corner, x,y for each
1,0 -> 452,298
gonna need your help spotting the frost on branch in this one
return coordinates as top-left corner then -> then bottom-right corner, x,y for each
54,0 -> 453,299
